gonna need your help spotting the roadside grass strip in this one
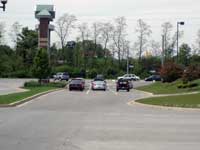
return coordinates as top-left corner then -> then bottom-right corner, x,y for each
0,87 -> 59,105
136,93 -> 200,109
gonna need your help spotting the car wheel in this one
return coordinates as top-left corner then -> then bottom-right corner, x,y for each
127,89 -> 130,92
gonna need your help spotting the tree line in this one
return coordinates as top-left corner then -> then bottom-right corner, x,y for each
0,15 -> 200,79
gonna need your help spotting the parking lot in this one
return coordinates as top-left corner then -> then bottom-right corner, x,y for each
0,79 -> 200,150
0,78 -> 35,95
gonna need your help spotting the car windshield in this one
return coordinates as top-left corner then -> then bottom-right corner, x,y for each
94,78 -> 104,81
93,81 -> 105,84
118,79 -> 128,82
70,80 -> 82,84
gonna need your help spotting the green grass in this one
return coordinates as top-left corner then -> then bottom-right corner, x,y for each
137,79 -> 200,94
137,93 -> 200,108
0,86 -> 59,105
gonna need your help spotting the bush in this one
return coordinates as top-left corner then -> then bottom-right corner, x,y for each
160,62 -> 183,82
24,81 -> 41,87
105,67 -> 119,79
182,65 -> 200,83
71,68 -> 83,78
24,81 -> 66,88
177,83 -> 198,89
87,69 -> 98,79
54,65 -> 73,74
8,70 -> 32,78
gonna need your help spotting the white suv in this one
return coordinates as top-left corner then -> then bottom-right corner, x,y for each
118,74 -> 140,81
53,72 -> 69,81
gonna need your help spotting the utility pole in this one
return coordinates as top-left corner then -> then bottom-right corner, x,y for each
177,21 -> 185,63
126,46 -> 130,74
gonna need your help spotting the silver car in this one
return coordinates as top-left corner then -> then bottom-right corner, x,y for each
91,80 -> 107,91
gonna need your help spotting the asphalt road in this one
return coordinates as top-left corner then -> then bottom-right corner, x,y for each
0,80 -> 200,150
0,78 -> 36,95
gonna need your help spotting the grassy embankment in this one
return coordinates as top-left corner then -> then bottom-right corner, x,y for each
136,80 -> 200,108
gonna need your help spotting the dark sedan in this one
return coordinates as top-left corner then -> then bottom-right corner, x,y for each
145,75 -> 162,81
69,79 -> 85,91
116,79 -> 130,92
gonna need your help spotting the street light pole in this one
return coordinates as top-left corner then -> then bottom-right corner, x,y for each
0,0 -> 7,11
177,21 -> 185,63
126,46 -> 129,74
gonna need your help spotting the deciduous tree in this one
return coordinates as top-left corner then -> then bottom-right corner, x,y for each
56,13 -> 77,49
135,19 -> 152,61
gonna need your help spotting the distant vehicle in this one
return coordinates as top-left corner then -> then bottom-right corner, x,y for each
118,74 -> 140,81
54,72 -> 69,81
116,79 -> 130,92
94,74 -> 105,81
92,80 -> 107,91
69,78 -> 85,91
145,75 -> 162,81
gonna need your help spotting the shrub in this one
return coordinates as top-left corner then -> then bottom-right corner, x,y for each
105,67 -> 119,79
71,68 -> 82,78
182,65 -> 200,83
160,62 -> 183,83
177,83 -> 198,89
55,65 -> 73,74
24,81 -> 41,87
188,83 -> 198,88
24,81 -> 66,88
87,69 -> 98,79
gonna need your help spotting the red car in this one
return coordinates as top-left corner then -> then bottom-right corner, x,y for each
69,79 -> 85,91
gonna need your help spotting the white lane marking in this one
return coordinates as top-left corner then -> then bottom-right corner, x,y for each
86,89 -> 90,95
86,84 -> 91,95
108,87 -> 118,95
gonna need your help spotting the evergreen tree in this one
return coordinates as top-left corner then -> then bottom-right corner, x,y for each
33,49 -> 51,83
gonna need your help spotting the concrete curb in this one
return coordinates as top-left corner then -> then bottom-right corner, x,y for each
128,100 -> 200,111
0,88 -> 63,108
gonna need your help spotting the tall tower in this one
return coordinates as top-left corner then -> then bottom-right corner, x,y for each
35,5 -> 55,50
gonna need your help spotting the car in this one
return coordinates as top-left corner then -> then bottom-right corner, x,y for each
91,80 -> 107,91
69,78 -> 85,91
145,75 -> 162,81
54,72 -> 69,81
117,74 -> 140,81
94,74 -> 105,81
116,79 -> 130,92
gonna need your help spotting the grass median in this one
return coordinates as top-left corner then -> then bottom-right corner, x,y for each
137,79 -> 200,94
136,93 -> 200,108
0,81 -> 66,105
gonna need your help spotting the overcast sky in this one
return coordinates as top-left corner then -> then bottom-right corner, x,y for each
1,0 -> 200,49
